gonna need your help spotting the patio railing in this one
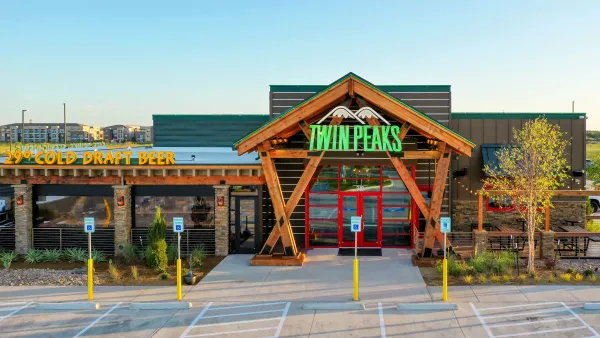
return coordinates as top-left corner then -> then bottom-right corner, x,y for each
0,227 -> 15,251
32,227 -> 115,256
131,228 -> 216,256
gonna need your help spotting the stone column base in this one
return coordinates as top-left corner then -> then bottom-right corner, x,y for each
13,184 -> 33,255
473,230 -> 488,256
213,185 -> 230,256
113,185 -> 132,256
541,231 -> 555,260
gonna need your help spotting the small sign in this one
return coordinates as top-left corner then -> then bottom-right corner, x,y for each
173,217 -> 184,233
350,216 -> 362,232
440,217 -> 451,233
84,217 -> 95,233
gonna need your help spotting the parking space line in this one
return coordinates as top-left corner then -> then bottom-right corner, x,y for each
187,327 -> 276,337
480,307 -> 567,320
273,302 -> 290,338
478,302 -> 560,311
194,317 -> 280,328
469,303 -> 495,338
180,302 -> 213,338
378,302 -> 386,338
207,302 -> 286,311
202,309 -> 283,319
0,302 -> 32,323
560,302 -> 600,337
494,326 -> 588,337
72,302 -> 122,338
488,316 -> 578,328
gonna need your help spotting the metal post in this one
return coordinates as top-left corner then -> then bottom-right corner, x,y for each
177,232 -> 182,300
88,232 -> 93,301
442,231 -> 448,301
63,103 -> 67,145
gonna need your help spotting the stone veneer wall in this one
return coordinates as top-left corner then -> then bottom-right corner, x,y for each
452,200 -> 586,232
113,185 -> 132,256
12,184 -> 33,254
213,185 -> 230,256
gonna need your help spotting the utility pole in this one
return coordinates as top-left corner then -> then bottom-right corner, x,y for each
572,101 -> 575,113
63,103 -> 67,145
21,109 -> 27,144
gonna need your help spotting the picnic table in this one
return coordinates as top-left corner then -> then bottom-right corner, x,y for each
557,225 -> 600,257
489,225 -> 526,250
564,219 -> 583,227
470,222 -> 494,231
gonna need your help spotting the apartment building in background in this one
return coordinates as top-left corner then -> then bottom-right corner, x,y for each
0,123 -> 104,143
103,125 -> 152,143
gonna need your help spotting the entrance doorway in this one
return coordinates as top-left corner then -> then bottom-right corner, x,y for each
340,193 -> 381,247
229,196 -> 259,254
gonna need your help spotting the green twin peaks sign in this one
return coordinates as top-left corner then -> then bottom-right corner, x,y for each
308,106 -> 402,152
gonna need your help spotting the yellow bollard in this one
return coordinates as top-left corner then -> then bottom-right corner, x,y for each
353,258 -> 359,301
88,258 -> 94,301
442,258 -> 448,301
176,258 -> 182,300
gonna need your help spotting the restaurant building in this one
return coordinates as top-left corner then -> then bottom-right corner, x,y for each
0,73 -> 586,262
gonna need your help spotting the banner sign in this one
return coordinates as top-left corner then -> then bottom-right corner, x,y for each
309,125 -> 402,152
3,150 -> 176,165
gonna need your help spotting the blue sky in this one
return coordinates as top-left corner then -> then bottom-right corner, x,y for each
1,1 -> 599,128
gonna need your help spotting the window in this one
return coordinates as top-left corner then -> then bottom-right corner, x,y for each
36,196 -> 115,227
0,187 -> 15,228
134,196 -> 214,228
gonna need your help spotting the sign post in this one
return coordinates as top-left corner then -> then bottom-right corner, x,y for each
440,217 -> 451,301
350,216 -> 362,301
173,217 -> 184,301
84,217 -> 95,301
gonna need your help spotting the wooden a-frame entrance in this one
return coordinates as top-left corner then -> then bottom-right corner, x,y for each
235,73 -> 475,263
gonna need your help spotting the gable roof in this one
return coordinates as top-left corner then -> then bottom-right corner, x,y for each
234,72 -> 475,156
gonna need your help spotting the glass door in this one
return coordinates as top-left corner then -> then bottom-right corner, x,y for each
339,193 -> 381,247
229,196 -> 259,254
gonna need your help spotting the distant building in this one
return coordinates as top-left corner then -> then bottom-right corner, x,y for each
0,123 -> 103,143
103,125 -> 140,143
138,126 -> 153,143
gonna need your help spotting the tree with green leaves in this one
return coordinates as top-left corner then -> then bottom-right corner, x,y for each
482,118 -> 570,274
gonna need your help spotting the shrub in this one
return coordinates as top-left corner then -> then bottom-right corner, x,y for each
148,207 -> 166,243
24,249 -> 43,264
548,275 -> 555,283
518,274 -> 527,284
167,243 -> 178,262
64,248 -> 87,263
41,249 -> 62,263
122,244 -> 137,265
503,274 -> 511,282
160,271 -> 169,280
190,247 -> 205,269
584,269 -> 595,277
153,239 -> 168,272
478,274 -> 487,284
144,246 -> 155,268
560,273 -> 572,281
529,271 -> 537,279
591,274 -> 597,282
491,274 -> 500,283
0,251 -> 17,269
468,251 -> 515,275
91,249 -> 107,263
566,267 -> 575,274
534,276 -> 541,283
575,273 -> 584,281
108,259 -> 120,281
463,275 -> 473,285
130,266 -> 139,280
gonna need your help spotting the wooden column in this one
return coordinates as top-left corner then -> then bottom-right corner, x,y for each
422,148 -> 452,257
478,193 -> 484,231
545,205 -> 551,231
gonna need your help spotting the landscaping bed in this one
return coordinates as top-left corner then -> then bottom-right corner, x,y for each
419,251 -> 600,286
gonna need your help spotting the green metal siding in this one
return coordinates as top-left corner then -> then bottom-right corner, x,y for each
270,84 -> 451,93
153,114 -> 269,147
452,112 -> 586,119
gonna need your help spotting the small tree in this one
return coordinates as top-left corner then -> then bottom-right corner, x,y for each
482,118 -> 569,274
147,207 -> 168,272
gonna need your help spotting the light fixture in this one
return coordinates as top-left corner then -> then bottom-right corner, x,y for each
191,155 -> 196,161
16,195 -> 24,205
117,195 -> 125,207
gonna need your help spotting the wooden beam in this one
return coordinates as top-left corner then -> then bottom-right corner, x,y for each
422,148 -> 452,257
388,157 -> 429,219
398,151 -> 441,160
354,80 -> 473,156
348,78 -> 355,98
269,150 -> 309,158
478,193 -> 484,231
298,121 -> 312,139
0,175 -> 121,185
399,122 -> 411,140
545,206 -> 551,231
125,176 -> 265,185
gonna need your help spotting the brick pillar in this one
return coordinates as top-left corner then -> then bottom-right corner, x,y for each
113,185 -> 132,256
213,185 -> 230,256
13,184 -> 33,254
541,231 -> 555,260
473,230 -> 488,256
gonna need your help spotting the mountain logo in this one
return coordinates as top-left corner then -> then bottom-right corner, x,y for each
316,106 -> 390,125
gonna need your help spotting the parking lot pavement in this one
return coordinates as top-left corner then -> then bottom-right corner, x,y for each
469,302 -> 600,338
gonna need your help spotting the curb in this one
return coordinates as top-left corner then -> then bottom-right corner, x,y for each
397,303 -> 458,311
583,303 -> 600,310
36,302 -> 100,310
302,302 -> 365,311
130,302 -> 193,310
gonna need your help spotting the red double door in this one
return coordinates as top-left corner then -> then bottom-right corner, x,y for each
339,192 -> 381,248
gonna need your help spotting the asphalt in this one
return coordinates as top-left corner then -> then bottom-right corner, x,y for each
1,250 -> 600,337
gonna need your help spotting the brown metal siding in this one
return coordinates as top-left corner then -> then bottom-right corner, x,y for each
450,117 -> 586,201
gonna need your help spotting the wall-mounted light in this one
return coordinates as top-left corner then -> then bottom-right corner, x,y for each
16,195 -> 24,205
117,195 -> 125,207
572,170 -> 584,177
356,150 -> 365,157
191,154 -> 195,161
217,195 -> 225,206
